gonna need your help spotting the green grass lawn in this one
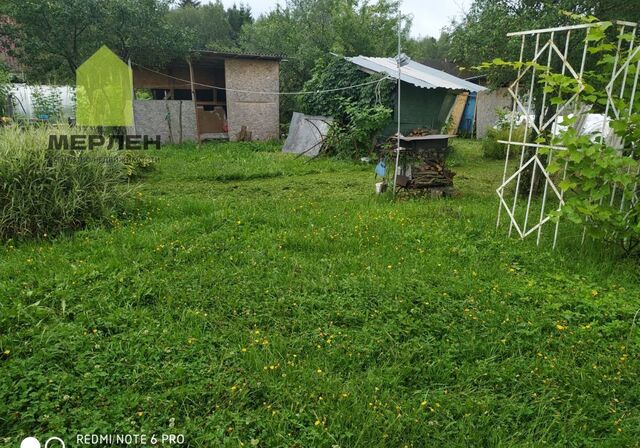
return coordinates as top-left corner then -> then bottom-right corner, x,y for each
1,140 -> 639,447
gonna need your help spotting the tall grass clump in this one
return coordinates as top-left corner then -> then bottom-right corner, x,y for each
0,125 -> 132,240
482,125 -> 527,159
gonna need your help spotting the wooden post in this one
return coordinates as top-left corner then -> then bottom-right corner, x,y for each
187,57 -> 201,144
163,91 -> 174,144
128,58 -> 136,135
178,101 -> 183,145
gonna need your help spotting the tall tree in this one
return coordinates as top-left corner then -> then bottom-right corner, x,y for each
226,4 -> 253,43
167,1 -> 233,50
407,32 -> 452,66
239,0 -> 411,119
1,0 -> 104,82
178,0 -> 201,7
1,0 -> 187,83
449,0 -> 640,85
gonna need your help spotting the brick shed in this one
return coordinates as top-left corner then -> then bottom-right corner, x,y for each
131,50 -> 283,143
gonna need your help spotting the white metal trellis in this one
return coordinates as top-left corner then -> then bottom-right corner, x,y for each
495,20 -> 640,248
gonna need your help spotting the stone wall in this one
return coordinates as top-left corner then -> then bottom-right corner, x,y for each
476,87 -> 512,139
225,59 -> 279,141
130,100 -> 197,144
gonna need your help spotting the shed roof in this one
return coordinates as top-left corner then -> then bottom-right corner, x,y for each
345,56 -> 486,93
190,49 -> 286,62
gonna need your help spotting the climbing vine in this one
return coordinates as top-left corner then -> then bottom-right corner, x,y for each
477,16 -> 640,255
302,57 -> 394,158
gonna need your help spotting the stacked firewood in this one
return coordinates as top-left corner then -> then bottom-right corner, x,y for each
408,128 -> 434,137
411,160 -> 455,188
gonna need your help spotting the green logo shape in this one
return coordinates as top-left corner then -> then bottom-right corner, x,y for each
76,46 -> 133,127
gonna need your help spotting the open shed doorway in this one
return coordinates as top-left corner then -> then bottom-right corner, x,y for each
189,58 -> 228,140
132,50 -> 283,143
133,56 -> 228,142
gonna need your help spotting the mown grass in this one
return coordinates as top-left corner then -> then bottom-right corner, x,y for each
1,139 -> 639,447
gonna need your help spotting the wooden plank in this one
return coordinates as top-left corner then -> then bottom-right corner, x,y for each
447,92 -> 469,135
186,57 -> 201,144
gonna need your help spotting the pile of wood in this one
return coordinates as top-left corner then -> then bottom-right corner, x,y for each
411,160 -> 455,189
408,128 -> 435,137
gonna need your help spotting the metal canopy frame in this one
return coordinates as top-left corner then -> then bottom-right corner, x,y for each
496,20 -> 640,248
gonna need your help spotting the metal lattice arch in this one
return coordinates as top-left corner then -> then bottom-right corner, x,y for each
495,20 -> 640,248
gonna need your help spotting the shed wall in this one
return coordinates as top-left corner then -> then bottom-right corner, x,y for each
225,59 -> 280,141
129,100 -> 197,144
476,87 -> 512,139
384,84 -> 457,136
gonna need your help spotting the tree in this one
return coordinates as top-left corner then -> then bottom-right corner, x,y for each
226,4 -> 253,43
449,0 -> 640,86
101,0 -> 189,66
406,32 -> 456,75
1,0 -> 104,82
408,33 -> 451,63
167,1 -> 233,50
0,0 -> 188,83
239,0 -> 411,120
178,0 -> 201,7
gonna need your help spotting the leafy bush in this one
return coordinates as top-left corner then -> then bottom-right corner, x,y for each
0,125 -> 135,240
0,63 -> 10,117
31,87 -> 63,121
302,57 -> 394,158
302,57 -> 394,122
549,125 -> 639,255
323,99 -> 392,158
482,125 -> 527,159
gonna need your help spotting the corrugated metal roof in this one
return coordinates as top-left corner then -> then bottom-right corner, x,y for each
345,56 -> 486,93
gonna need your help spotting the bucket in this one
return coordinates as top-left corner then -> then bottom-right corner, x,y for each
375,182 -> 386,194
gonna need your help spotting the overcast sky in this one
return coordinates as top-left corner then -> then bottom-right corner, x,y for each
209,0 -> 472,38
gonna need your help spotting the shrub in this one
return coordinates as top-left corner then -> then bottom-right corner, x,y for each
482,125 -> 527,159
323,99 -> 392,158
302,57 -> 394,123
0,125 -> 135,240
302,57 -> 394,158
31,87 -> 63,121
121,152 -> 158,179
0,63 -> 10,117
549,126 -> 640,255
